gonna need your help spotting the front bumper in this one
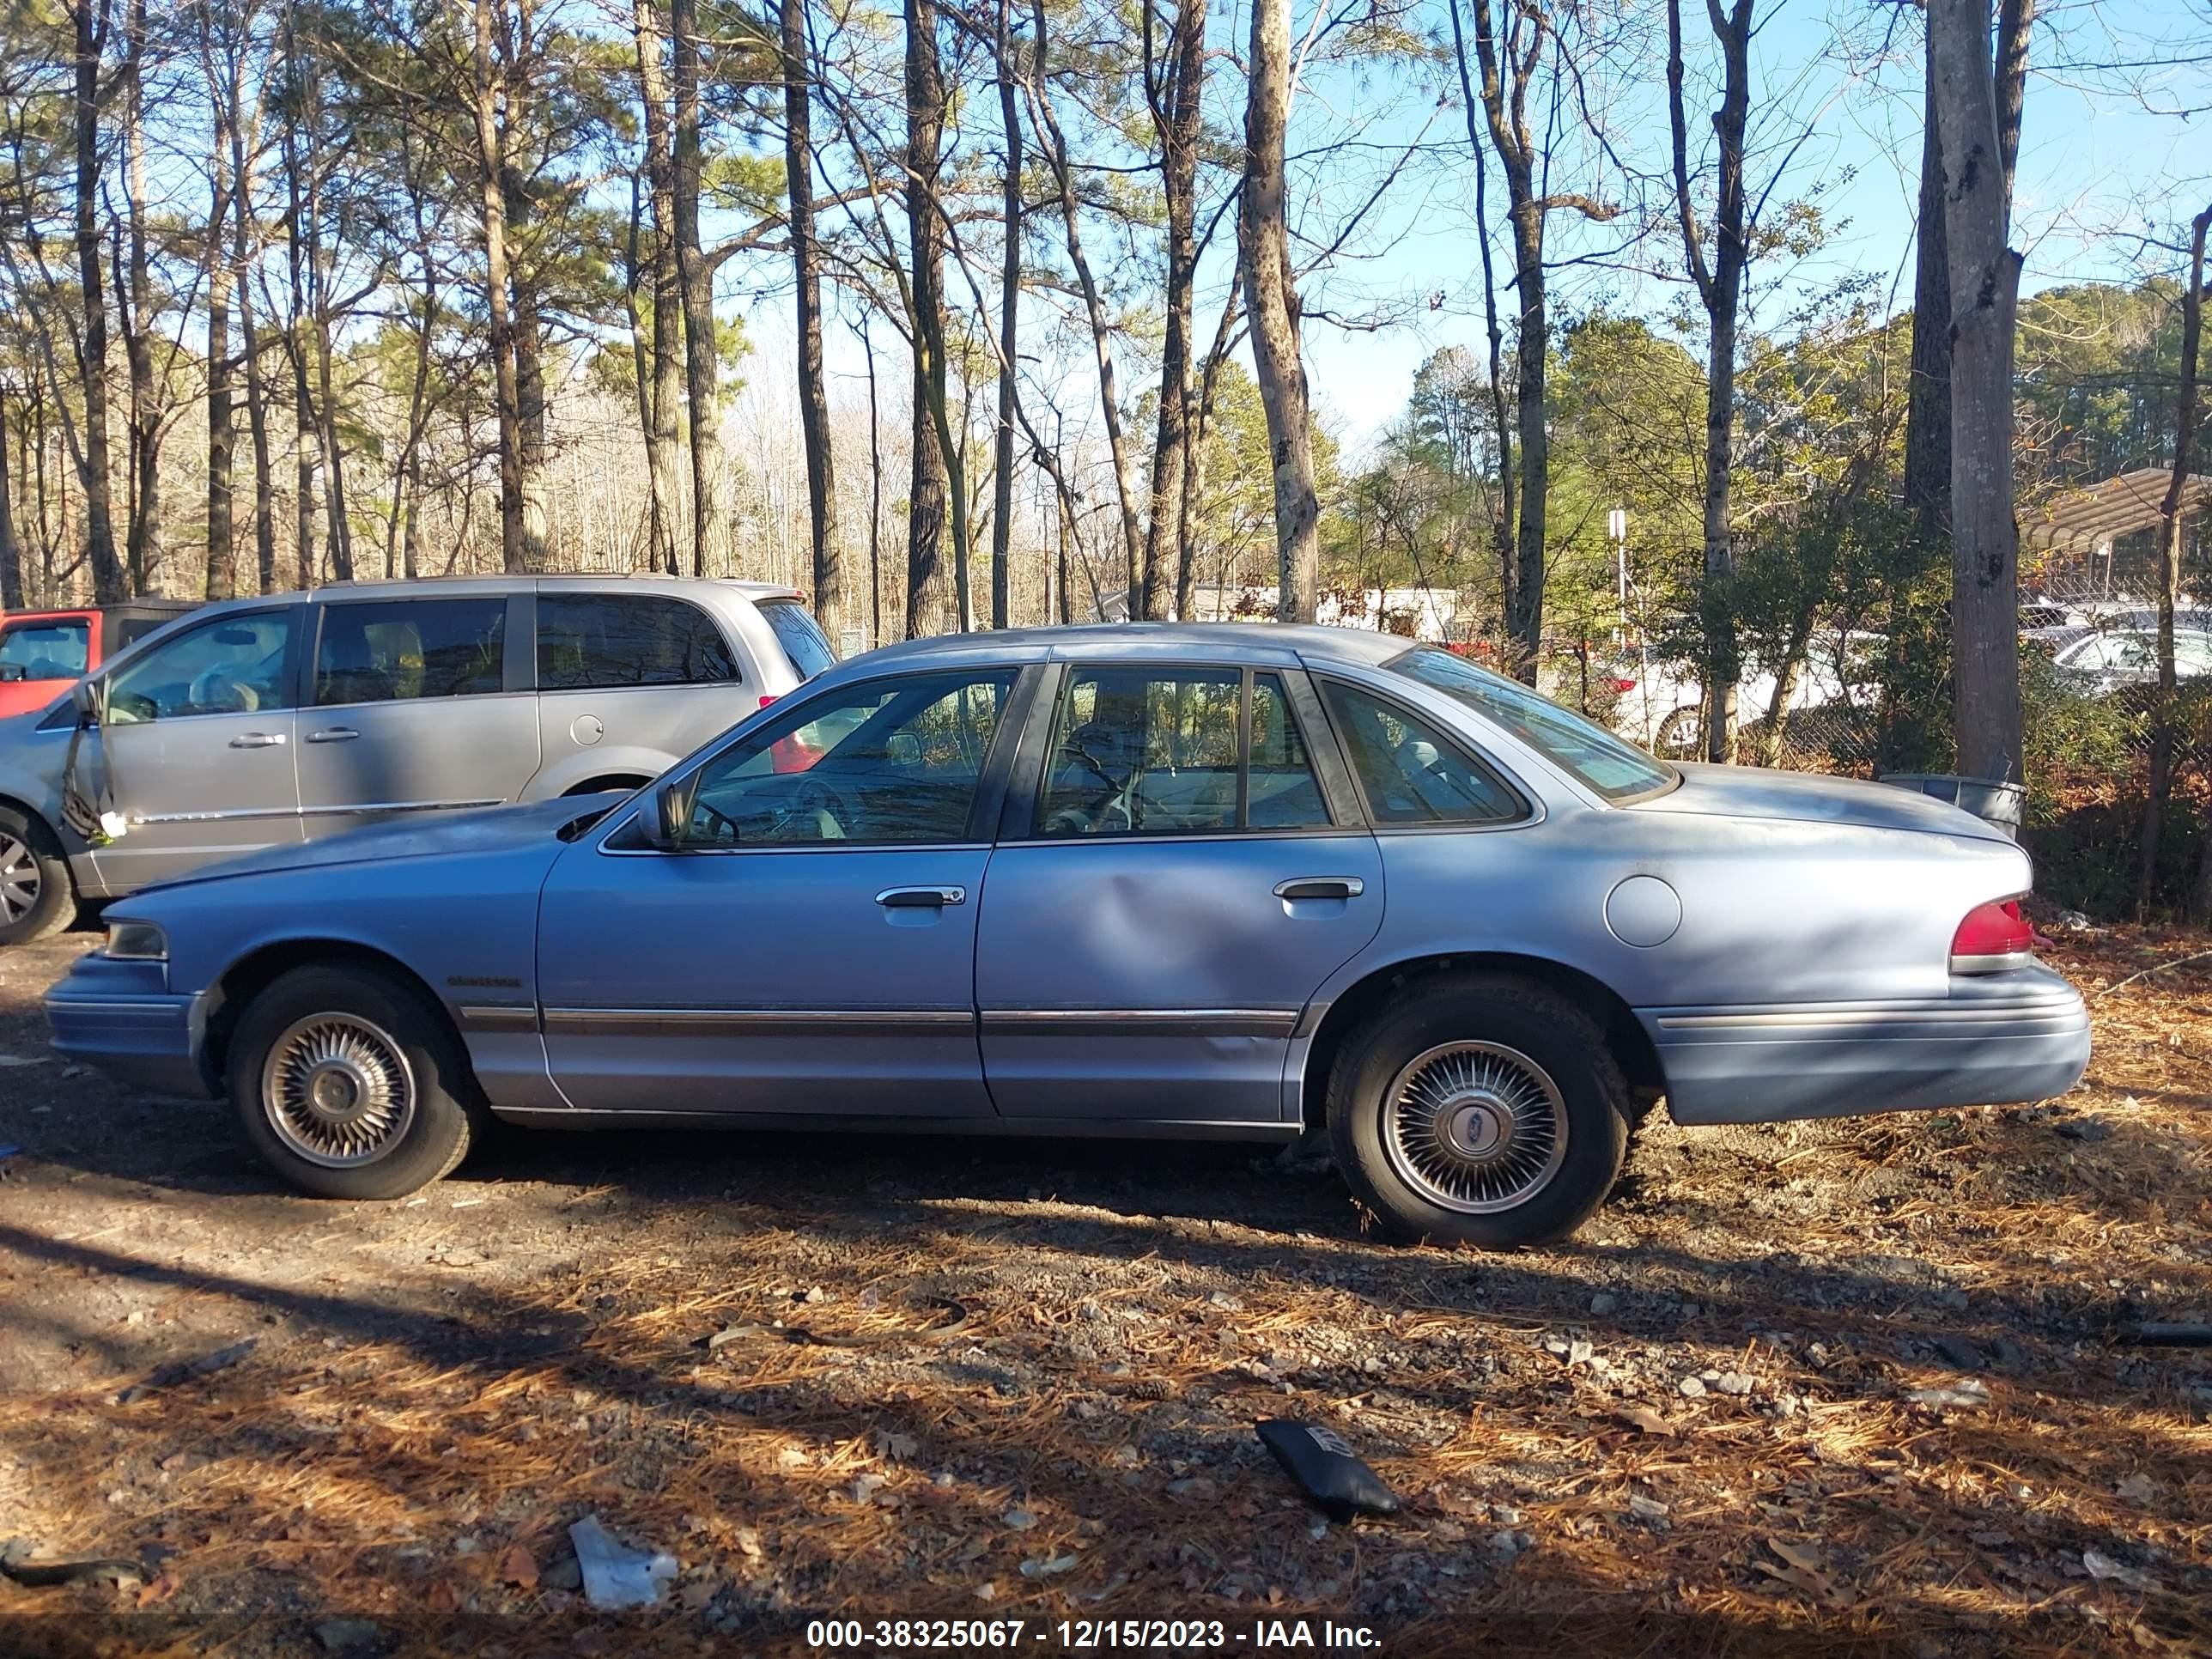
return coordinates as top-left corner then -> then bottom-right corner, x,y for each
1646,963 -> 2090,1127
44,954 -> 216,1099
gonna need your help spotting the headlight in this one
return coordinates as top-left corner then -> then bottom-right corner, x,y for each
104,920 -> 167,961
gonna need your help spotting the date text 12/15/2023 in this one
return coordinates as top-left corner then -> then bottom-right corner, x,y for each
803,1618 -> 1386,1650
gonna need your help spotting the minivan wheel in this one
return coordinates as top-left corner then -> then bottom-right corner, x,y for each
229,965 -> 488,1199
0,805 -> 75,946
1328,975 -> 1631,1249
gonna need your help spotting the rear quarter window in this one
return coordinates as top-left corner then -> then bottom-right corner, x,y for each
757,600 -> 837,679
538,594 -> 738,690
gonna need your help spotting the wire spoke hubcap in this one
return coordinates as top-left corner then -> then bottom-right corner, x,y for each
262,1013 -> 416,1168
0,833 -> 40,924
1382,1040 -> 1568,1214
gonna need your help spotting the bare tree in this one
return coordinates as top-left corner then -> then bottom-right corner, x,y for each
783,0 -> 843,632
988,0 -> 1021,630
1929,0 -> 2027,784
1139,0 -> 1206,620
630,0 -> 683,574
903,0 -> 955,634
70,0 -> 125,600
470,0 -> 526,572
1667,0 -> 1753,762
2145,202 -> 2208,916
673,0 -> 723,575
0,392 -> 20,608
1464,0 -> 1617,676
1241,0 -> 1318,623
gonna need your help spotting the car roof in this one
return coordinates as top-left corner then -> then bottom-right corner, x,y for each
158,574 -> 805,608
849,621 -> 1415,671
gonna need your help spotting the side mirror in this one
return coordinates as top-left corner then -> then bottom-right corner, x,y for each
71,678 -> 106,725
0,663 -> 22,683
652,778 -> 697,849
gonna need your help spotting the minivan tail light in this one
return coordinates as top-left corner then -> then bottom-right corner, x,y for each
758,695 -> 778,709
1950,898 -> 2033,974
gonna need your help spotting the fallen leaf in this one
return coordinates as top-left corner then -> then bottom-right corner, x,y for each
135,1575 -> 178,1608
1768,1536 -> 1828,1576
1614,1406 -> 1675,1437
498,1544 -> 538,1589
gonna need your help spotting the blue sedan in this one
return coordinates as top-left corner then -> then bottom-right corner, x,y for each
46,625 -> 2089,1247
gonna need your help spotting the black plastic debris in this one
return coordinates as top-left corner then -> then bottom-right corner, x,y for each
2122,1322 -> 2212,1348
1255,1419 -> 1399,1522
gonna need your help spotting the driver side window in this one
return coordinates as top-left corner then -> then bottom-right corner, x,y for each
683,669 -> 1017,847
105,611 -> 296,724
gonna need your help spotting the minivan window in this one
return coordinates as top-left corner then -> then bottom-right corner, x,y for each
0,619 -> 89,680
758,599 -> 837,678
106,611 -> 295,722
538,594 -> 738,690
1390,647 -> 1674,802
315,598 -> 507,705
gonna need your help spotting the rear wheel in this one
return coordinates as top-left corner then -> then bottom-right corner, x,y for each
1328,975 -> 1632,1248
1654,705 -> 1704,761
0,805 -> 75,947
228,965 -> 488,1199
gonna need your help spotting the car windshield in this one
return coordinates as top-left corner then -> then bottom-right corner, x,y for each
1388,646 -> 1676,803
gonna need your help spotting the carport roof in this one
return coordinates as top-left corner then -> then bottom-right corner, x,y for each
2021,467 -> 2212,553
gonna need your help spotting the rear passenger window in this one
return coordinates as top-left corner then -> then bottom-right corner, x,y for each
757,600 -> 837,679
1322,681 -> 1522,824
315,599 -> 507,705
538,595 -> 737,690
1037,667 -> 1330,836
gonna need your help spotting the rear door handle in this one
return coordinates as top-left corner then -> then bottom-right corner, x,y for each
876,885 -> 967,908
306,727 -> 361,744
1274,877 -> 1364,901
228,732 -> 288,750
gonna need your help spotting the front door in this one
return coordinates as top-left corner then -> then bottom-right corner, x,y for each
86,605 -> 305,892
296,593 -> 540,838
977,663 -> 1383,1123
538,664 -> 1031,1116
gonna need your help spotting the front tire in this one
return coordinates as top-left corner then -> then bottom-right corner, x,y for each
228,965 -> 488,1199
0,805 -> 76,946
1328,975 -> 1631,1248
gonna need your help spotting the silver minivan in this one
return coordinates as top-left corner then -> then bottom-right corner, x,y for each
0,575 -> 836,944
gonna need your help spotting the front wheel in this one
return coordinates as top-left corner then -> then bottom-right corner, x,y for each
1327,975 -> 1631,1248
0,805 -> 75,946
228,965 -> 488,1199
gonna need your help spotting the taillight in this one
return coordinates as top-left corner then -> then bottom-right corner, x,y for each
759,695 -> 778,709
1950,898 -> 2033,974
1612,677 -> 1637,692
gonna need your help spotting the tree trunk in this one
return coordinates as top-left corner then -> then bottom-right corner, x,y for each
2143,204 -> 2207,917
72,0 -> 125,602
903,0 -> 952,636
784,0 -> 843,633
1240,0 -> 1319,624
1902,74 -> 1951,536
0,396 -> 21,609
228,70 -> 277,595
1668,0 -> 1754,763
989,0 -> 1023,630
121,0 -> 160,594
631,0 -> 684,574
672,0 -> 723,576
1140,0 -> 1206,621
1030,0 -> 1141,617
471,0 -> 526,573
1930,0 -> 2026,786
506,0 -> 549,572
204,120 -> 236,600
1446,0 -> 1516,636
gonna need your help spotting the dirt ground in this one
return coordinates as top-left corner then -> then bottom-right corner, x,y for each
0,922 -> 2207,1658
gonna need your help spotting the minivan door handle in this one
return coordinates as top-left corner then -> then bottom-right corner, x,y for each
1274,877 -> 1365,901
228,732 -> 288,750
306,726 -> 361,744
876,885 -> 967,908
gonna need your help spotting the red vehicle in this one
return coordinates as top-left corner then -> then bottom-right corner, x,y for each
0,600 -> 201,720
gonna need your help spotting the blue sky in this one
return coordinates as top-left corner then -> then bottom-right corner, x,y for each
740,0 -> 2212,458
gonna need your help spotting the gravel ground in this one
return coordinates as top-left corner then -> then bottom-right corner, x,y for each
0,923 -> 2207,1658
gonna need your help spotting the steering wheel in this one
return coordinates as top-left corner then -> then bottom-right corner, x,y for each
692,800 -> 747,845
188,668 -> 255,713
783,773 -> 860,840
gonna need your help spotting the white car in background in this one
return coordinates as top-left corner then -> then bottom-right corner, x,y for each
1611,632 -> 1883,759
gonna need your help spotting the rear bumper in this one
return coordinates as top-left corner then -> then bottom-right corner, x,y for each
43,957 -> 216,1099
1645,964 -> 2089,1127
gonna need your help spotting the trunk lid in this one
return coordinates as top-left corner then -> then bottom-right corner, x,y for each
1632,762 -> 2014,843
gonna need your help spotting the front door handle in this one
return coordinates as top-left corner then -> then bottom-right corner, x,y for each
306,726 -> 361,744
228,732 -> 288,750
1275,877 -> 1365,901
876,885 -> 968,908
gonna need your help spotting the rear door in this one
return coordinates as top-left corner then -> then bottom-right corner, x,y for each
295,592 -> 540,840
975,660 -> 1383,1123
533,587 -> 747,789
86,605 -> 305,891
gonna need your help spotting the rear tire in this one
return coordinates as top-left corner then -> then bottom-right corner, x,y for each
228,965 -> 488,1199
0,805 -> 76,947
1327,975 -> 1632,1248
